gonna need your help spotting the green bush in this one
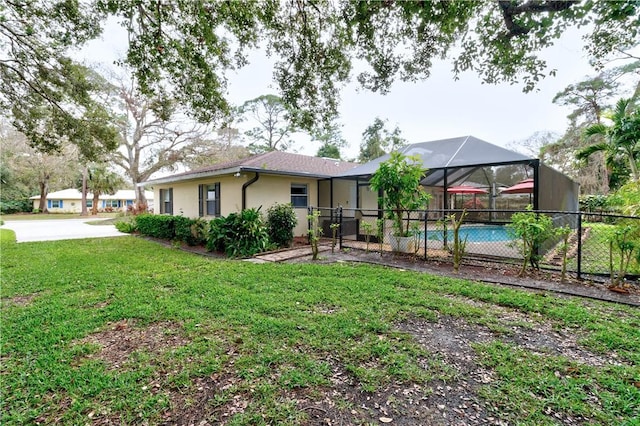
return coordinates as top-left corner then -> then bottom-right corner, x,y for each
174,216 -> 208,246
135,214 -> 175,239
507,207 -> 555,276
115,218 -> 137,233
206,208 -> 270,257
0,199 -> 32,214
267,203 -> 298,248
206,217 -> 228,253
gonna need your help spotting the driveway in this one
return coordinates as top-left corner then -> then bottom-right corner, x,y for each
1,218 -> 127,243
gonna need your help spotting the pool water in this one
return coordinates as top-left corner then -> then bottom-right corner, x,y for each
424,225 -> 513,243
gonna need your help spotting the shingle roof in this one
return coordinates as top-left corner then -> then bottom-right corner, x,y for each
339,136 -> 533,177
143,151 -> 359,185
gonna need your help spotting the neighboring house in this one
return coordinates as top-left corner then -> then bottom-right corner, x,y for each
31,189 -> 154,213
140,151 -> 359,236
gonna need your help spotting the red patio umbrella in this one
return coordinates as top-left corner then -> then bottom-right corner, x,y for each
444,185 -> 488,194
443,185 -> 488,210
501,178 -> 534,194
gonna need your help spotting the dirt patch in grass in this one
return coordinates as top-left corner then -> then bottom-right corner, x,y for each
77,319 -> 189,370
161,373 -> 243,425
1,293 -> 38,307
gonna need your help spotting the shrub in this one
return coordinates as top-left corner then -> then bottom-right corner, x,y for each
174,216 -> 208,246
115,218 -> 137,233
507,207 -> 555,276
206,208 -> 270,257
206,217 -> 228,253
0,199 -> 32,214
135,214 -> 175,239
267,203 -> 297,248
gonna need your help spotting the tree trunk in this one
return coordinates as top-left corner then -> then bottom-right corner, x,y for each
92,193 -> 100,215
135,183 -> 148,212
80,166 -> 89,216
38,181 -> 48,213
627,151 -> 639,182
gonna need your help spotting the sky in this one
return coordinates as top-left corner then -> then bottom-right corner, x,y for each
78,19 -> 606,161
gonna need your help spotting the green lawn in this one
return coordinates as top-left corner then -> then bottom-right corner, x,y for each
1,237 -> 639,425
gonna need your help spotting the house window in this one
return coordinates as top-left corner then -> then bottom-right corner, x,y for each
48,200 -> 63,209
104,200 -> 120,208
199,183 -> 220,216
86,199 -> 93,208
159,188 -> 173,214
291,184 -> 308,207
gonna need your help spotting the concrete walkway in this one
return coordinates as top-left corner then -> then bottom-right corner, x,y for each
1,218 -> 127,243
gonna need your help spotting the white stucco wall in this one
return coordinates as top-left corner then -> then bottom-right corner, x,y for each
152,173 -> 320,236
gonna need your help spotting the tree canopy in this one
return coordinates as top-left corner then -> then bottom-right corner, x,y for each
3,1 -> 639,154
95,0 -> 638,129
1,1 -> 119,160
578,98 -> 640,182
358,117 -> 406,163
238,94 -> 298,153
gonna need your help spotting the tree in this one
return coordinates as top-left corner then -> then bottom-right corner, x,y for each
92,1 -> 638,129
0,124 -> 78,213
110,80 -> 209,208
316,143 -> 341,160
239,95 -> 298,153
313,122 -> 347,160
86,165 -> 123,215
369,152 -> 430,237
4,2 -> 639,137
546,64 -> 639,193
358,117 -> 406,163
578,98 -> 640,183
1,3 -> 119,159
182,137 -> 249,171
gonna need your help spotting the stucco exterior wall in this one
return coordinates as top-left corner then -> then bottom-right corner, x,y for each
153,175 -> 245,218
244,174 -> 318,236
152,173 -> 320,236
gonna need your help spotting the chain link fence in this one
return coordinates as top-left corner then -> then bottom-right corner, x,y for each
308,207 -> 640,282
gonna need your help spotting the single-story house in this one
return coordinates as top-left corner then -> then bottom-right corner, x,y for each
31,189 -> 154,213
139,151 -> 359,236
141,136 -> 578,236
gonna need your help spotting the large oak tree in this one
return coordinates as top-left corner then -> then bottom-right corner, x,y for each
3,1 -> 639,154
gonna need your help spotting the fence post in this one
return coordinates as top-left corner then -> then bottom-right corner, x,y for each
307,207 -> 312,244
338,206 -> 343,250
423,210 -> 428,260
576,211 -> 582,280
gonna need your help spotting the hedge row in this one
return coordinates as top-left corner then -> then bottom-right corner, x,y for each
135,214 -> 207,246
127,204 -> 298,258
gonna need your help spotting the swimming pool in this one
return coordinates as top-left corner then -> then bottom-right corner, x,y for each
424,225 -> 513,243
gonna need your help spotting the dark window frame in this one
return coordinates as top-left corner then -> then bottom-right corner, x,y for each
291,183 -> 308,208
198,183 -> 220,217
159,188 -> 173,214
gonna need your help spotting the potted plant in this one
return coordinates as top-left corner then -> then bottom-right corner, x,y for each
369,151 -> 430,252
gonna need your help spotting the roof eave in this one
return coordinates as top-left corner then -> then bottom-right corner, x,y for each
139,166 -> 340,187
138,166 -> 243,187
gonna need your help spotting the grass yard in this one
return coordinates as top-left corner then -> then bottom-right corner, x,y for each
1,237 -> 639,425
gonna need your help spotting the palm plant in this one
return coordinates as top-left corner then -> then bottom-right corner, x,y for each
87,165 -> 123,215
577,98 -> 640,183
